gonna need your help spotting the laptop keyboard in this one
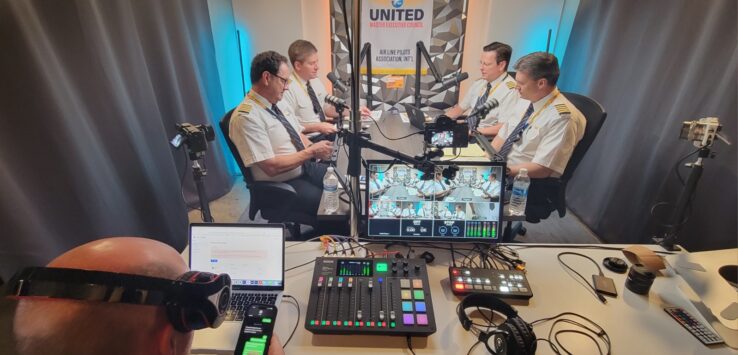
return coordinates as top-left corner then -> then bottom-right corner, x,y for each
225,293 -> 278,321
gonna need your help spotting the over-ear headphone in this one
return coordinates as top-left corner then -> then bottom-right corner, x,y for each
457,293 -> 537,355
3,267 -> 231,333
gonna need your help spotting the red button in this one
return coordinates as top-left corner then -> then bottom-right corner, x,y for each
348,321 -> 353,326
452,269 -> 459,275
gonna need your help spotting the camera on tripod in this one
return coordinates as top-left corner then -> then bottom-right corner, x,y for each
424,115 -> 469,148
170,123 -> 215,160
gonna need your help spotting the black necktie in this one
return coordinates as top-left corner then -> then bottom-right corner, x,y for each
270,104 -> 305,151
498,104 -> 534,159
305,81 -> 326,122
470,82 -> 492,129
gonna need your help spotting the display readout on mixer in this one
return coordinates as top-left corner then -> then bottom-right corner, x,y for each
337,260 -> 378,277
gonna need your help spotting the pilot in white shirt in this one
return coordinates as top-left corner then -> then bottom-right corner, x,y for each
480,173 -> 501,200
445,42 -> 527,137
492,52 -> 585,179
453,204 -> 467,220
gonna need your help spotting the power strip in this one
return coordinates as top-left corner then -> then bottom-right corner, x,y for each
325,242 -> 368,258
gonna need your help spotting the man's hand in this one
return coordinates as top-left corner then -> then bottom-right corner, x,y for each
359,105 -> 372,117
317,122 -> 338,134
268,334 -> 285,355
308,140 -> 334,160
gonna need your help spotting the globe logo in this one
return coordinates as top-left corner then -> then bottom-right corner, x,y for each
391,0 -> 404,8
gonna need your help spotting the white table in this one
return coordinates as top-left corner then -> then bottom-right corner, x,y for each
268,242 -> 737,354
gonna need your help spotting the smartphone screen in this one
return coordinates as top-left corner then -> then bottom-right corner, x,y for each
234,304 -> 277,355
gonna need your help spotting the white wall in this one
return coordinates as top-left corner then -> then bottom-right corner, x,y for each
460,0 -> 580,98
230,0 -> 332,89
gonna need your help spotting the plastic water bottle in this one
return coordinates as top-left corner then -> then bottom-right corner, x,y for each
509,168 -> 530,216
323,167 -> 339,214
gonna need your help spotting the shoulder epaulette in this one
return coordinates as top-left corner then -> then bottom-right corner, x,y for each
505,81 -> 516,89
554,103 -> 570,115
236,102 -> 252,114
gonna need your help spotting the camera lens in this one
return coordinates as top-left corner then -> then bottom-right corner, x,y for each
625,263 -> 655,295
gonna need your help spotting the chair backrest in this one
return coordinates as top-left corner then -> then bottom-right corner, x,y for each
560,92 -> 607,182
219,108 -> 256,184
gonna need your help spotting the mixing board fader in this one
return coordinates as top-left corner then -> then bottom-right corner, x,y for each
305,257 -> 436,336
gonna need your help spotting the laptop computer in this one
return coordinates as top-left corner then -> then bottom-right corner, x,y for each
188,223 -> 285,352
401,103 -> 433,129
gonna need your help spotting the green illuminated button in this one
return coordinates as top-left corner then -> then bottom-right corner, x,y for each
376,262 -> 388,272
413,290 -> 425,300
321,320 -> 327,326
262,318 -> 272,323
390,321 -> 396,328
310,320 -> 315,325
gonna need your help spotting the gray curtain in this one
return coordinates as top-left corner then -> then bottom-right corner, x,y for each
558,0 -> 737,251
0,0 -> 233,280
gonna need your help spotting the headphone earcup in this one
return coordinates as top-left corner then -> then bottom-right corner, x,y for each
498,321 -> 527,355
506,317 -> 537,355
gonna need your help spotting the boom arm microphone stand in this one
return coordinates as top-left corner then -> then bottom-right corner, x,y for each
414,41 -> 443,109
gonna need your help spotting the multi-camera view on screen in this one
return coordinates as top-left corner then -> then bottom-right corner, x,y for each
366,162 -> 504,240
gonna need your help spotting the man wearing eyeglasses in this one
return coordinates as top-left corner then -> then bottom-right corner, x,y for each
446,42 -> 527,137
229,51 -> 334,216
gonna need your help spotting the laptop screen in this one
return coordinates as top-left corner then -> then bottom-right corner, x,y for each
365,160 -> 505,242
189,224 -> 284,289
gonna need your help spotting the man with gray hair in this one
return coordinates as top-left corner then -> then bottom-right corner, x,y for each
491,52 -> 585,179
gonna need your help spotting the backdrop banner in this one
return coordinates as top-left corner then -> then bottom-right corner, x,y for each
361,0 -> 433,75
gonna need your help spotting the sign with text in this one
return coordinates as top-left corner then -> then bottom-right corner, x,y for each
361,0 -> 433,75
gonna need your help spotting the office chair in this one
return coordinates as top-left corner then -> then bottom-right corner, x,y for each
219,109 -> 315,239
522,92 -> 607,223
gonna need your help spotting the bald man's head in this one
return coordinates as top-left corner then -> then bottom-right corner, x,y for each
13,237 -> 192,355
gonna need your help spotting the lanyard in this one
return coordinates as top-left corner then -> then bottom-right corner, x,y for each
480,73 -> 509,99
247,92 -> 280,118
526,91 -> 559,127
292,72 -> 310,97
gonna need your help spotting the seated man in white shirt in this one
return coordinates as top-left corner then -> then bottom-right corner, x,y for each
229,51 -> 334,218
453,204 -> 467,220
445,42 -> 525,137
491,52 -> 585,179
368,171 -> 387,197
282,40 -> 371,141
416,202 -> 434,219
400,202 -> 417,218
491,52 -> 586,221
480,173 -> 501,201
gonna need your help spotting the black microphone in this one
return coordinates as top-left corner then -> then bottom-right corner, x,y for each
324,95 -> 347,109
438,72 -> 469,91
327,72 -> 348,93
469,97 -> 499,118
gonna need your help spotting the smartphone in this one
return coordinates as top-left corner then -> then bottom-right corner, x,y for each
233,304 -> 277,355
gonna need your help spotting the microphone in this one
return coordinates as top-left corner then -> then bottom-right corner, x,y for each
324,95 -> 347,109
327,72 -> 348,93
469,97 -> 499,118
438,72 -> 469,91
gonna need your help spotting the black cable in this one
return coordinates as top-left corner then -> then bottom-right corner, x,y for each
281,295 -> 300,348
556,252 -> 606,304
511,244 -> 676,255
530,312 -> 611,355
285,258 -> 317,272
406,335 -> 416,355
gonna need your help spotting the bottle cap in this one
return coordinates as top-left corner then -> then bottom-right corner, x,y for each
519,168 -> 528,175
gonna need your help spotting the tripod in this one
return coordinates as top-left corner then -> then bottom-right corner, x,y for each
191,159 -> 213,223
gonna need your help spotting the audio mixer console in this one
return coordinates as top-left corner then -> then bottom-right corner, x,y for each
305,257 -> 436,336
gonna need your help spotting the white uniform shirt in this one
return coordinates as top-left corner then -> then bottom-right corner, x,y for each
229,91 -> 306,182
497,88 -> 586,177
480,180 -> 501,198
453,210 -> 466,220
400,208 -> 415,218
281,73 -> 329,125
369,178 -> 385,194
459,74 -> 527,128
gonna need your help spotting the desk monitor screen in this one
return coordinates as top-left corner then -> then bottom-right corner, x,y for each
365,160 -> 505,242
